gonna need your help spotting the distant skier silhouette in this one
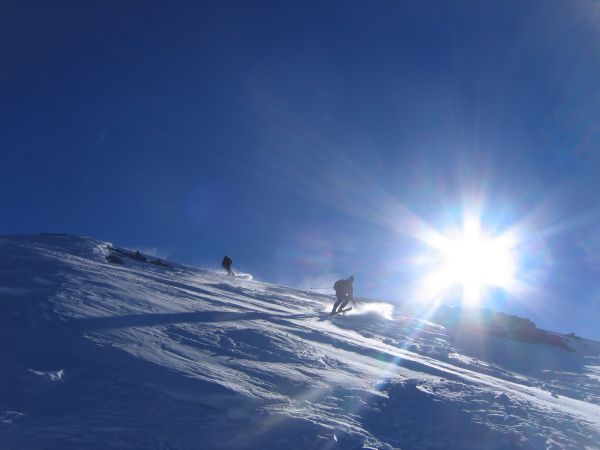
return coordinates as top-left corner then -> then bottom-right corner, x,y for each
221,255 -> 234,276
331,276 -> 355,314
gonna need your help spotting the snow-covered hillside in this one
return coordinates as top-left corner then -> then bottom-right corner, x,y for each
1,235 -> 600,449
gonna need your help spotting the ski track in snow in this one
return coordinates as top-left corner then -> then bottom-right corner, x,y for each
1,235 -> 600,449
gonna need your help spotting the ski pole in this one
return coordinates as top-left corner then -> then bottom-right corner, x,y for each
310,287 -> 331,290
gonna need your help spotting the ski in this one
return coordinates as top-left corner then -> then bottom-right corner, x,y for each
330,307 -> 352,316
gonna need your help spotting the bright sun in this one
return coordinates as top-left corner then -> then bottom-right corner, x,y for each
420,217 -> 517,305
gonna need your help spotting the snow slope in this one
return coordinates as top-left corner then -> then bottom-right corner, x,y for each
1,235 -> 600,449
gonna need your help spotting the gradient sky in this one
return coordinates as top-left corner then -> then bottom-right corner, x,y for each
2,1 -> 600,339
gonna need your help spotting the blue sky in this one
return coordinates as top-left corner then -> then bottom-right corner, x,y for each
2,1 -> 600,338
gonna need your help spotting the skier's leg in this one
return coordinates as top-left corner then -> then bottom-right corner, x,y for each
332,296 -> 343,314
339,297 -> 350,311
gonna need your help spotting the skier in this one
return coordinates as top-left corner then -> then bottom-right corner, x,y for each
221,255 -> 234,276
331,275 -> 355,315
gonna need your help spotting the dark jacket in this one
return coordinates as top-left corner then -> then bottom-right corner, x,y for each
334,277 -> 354,298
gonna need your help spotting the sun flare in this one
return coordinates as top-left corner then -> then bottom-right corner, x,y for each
419,217 -> 517,305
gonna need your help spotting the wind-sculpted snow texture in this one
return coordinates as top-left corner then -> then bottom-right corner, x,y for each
1,235 -> 600,449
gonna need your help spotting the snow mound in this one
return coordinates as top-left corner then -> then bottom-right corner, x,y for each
1,234 -> 600,449
28,369 -> 64,382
